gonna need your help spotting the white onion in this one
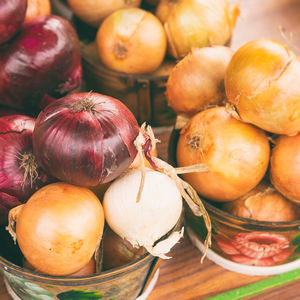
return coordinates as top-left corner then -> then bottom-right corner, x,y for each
103,168 -> 183,259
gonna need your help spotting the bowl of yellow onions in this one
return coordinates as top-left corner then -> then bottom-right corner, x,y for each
168,38 -> 300,276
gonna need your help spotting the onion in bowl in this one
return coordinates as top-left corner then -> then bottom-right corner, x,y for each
176,106 -> 270,202
0,15 -> 82,111
96,7 -> 167,75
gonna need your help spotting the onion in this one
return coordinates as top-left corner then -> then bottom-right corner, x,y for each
176,106 -> 270,202
96,7 -> 167,74
24,0 -> 51,22
0,0 -> 27,45
270,133 -> 300,203
225,39 -> 300,135
67,0 -> 141,27
102,226 -> 146,270
0,15 -> 82,111
166,46 -> 233,117
33,92 -> 140,186
222,183 -> 300,222
0,115 -> 51,225
103,168 -> 183,259
8,182 -> 105,276
164,0 -> 240,59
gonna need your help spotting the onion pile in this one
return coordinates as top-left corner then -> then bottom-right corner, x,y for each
174,37 -> 300,224
96,7 -> 167,74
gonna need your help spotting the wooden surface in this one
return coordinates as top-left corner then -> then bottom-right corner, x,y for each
2,0 -> 300,299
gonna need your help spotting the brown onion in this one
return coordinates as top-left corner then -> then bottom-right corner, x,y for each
155,0 -> 178,23
164,0 -> 239,59
67,0 -> 141,27
176,106 -> 270,202
96,7 -> 167,74
222,183 -> 300,222
166,46 -> 233,117
225,39 -> 300,135
9,182 -> 105,276
270,133 -> 300,203
33,92 -> 140,186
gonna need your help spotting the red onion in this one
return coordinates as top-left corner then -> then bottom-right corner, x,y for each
0,15 -> 82,111
33,92 -> 140,186
0,0 -> 27,45
0,114 -> 51,224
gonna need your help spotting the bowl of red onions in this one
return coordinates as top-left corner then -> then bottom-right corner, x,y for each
168,38 -> 300,276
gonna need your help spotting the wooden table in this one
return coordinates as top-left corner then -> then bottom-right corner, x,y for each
2,0 -> 300,299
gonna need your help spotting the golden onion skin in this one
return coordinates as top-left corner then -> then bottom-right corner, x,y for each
270,133 -> 300,203
225,38 -> 300,135
176,106 -> 270,202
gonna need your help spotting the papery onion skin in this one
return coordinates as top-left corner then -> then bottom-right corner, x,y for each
225,39 -> 300,135
222,183 -> 300,222
155,0 -> 178,23
33,92 -> 140,186
103,168 -> 182,250
176,106 -> 270,202
164,0 -> 239,59
0,0 -> 27,45
14,182 -> 105,276
166,46 -> 233,116
0,15 -> 82,111
270,133 -> 300,203
96,7 -> 167,74
67,0 -> 141,28
24,0 -> 51,22
0,115 -> 50,224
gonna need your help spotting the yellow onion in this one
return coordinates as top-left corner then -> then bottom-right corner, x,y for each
166,46 -> 233,117
164,0 -> 240,59
67,0 -> 141,27
155,0 -> 178,23
222,183 -> 300,222
24,0 -> 51,22
225,39 -> 300,135
8,182 -> 105,276
96,7 -> 167,74
176,106 -> 270,202
270,133 -> 300,203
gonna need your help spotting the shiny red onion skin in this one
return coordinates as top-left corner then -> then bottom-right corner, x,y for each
0,15 -> 82,110
33,93 -> 140,186
0,0 -> 27,45
0,115 -> 51,224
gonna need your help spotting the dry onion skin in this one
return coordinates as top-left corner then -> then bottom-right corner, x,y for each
8,182 -> 105,276
155,0 -> 178,23
166,46 -> 233,117
164,0 -> 240,59
222,183 -> 300,222
24,0 -> 51,22
96,7 -> 167,74
103,168 -> 183,259
67,0 -> 141,28
176,106 -> 270,202
270,133 -> 300,203
225,39 -> 300,135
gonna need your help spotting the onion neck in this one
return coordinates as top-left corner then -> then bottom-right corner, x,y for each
17,151 -> 39,188
72,97 -> 96,112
